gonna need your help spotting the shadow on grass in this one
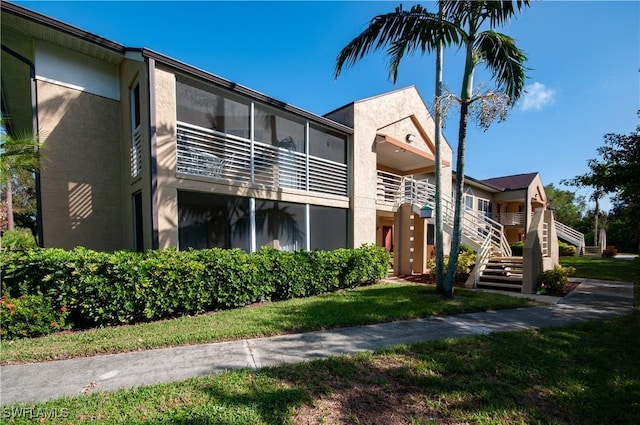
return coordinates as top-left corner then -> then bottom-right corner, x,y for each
244,284 -> 534,336
122,315 -> 639,424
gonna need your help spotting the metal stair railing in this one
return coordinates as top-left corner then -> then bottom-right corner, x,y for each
398,175 -> 511,258
555,221 -> 585,255
375,171 -> 512,279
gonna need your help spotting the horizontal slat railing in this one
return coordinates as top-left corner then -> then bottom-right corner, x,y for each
555,221 -> 585,254
494,212 -> 525,226
376,170 -> 512,259
177,122 -> 347,197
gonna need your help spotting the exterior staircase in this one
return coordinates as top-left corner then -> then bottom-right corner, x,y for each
377,172 -> 513,288
476,256 -> 524,291
555,221 -> 585,255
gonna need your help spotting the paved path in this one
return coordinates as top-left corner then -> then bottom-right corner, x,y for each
0,278 -> 634,404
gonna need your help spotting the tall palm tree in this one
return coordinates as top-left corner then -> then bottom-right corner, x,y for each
335,1 -> 529,297
0,120 -> 40,232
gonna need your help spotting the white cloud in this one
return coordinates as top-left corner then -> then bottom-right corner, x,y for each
520,82 -> 555,111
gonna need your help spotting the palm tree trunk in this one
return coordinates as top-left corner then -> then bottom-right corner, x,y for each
444,41 -> 475,297
6,177 -> 14,231
444,101 -> 469,296
434,6 -> 445,293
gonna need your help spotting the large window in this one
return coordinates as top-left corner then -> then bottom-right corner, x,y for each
176,76 -> 250,137
309,125 -> 346,164
178,192 -> 348,252
309,205 -> 348,250
254,105 -> 305,152
255,200 -> 305,251
178,192 -> 250,251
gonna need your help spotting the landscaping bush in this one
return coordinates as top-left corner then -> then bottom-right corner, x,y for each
427,250 -> 476,282
510,241 -> 524,256
558,241 -> 577,257
0,244 -> 390,334
1,228 -> 38,251
0,292 -> 69,339
536,265 -> 576,295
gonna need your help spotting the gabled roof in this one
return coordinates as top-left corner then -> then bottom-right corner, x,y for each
481,172 -> 540,191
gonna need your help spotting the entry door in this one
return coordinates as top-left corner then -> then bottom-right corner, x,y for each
382,225 -> 393,252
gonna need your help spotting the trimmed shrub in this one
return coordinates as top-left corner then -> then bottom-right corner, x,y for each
558,241 -> 577,257
537,265 -> 576,295
0,293 -> 70,339
427,250 -> 476,282
602,246 -> 618,258
0,244 -> 390,333
1,228 -> 38,251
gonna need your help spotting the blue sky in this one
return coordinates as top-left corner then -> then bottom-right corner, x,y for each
16,1 -> 640,212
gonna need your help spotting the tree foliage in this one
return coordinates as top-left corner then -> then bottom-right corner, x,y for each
544,183 -> 586,229
563,115 -> 640,253
0,119 -> 40,235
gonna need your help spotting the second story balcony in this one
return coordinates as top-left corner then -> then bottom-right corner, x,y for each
176,122 -> 349,198
494,212 -> 525,226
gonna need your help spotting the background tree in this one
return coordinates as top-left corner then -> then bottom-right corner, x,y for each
563,115 -> 640,253
0,121 -> 40,237
544,183 -> 586,229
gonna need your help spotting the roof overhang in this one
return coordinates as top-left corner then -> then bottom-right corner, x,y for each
376,134 -> 450,174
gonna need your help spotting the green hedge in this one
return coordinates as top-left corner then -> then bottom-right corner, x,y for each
0,245 -> 389,334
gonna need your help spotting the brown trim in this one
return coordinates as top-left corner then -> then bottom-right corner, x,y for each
409,115 -> 436,153
380,134 -> 451,166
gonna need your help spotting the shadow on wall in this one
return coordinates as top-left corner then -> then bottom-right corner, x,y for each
37,83 -> 124,250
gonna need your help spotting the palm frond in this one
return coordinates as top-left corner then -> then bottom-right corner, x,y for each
441,0 -> 530,29
474,30 -> 528,105
336,4 -> 443,80
387,11 -> 463,82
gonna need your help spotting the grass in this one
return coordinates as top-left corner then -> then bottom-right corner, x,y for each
3,256 -> 638,424
4,315 -> 638,424
0,282 -> 536,364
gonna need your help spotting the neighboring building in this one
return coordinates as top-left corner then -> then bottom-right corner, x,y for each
1,2 -> 582,292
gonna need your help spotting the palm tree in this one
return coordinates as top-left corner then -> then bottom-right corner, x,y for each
0,120 -> 40,232
335,1 -> 529,297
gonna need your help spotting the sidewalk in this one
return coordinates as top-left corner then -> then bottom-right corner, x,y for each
0,278 -> 634,404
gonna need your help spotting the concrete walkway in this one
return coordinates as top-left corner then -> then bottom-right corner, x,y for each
0,278 -> 634,404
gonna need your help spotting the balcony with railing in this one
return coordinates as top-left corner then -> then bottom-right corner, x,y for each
176,122 -> 348,198
494,212 -> 525,226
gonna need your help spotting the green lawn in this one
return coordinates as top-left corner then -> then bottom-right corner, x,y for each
4,315 -> 638,424
2,257 -> 638,424
1,283 -> 535,364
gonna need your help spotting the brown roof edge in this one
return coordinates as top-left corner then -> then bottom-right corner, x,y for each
481,172 -> 540,191
453,171 -> 504,192
142,48 -> 353,135
1,1 -> 125,54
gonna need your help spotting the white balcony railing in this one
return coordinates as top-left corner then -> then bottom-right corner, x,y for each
494,212 -> 525,226
176,122 -> 348,197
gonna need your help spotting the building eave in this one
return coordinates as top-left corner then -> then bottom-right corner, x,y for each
142,48 -> 353,135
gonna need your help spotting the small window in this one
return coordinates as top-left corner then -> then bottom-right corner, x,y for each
130,81 -> 142,178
